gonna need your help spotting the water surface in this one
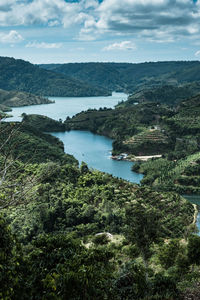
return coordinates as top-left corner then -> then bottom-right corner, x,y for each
182,194 -> 200,234
7,92 -> 142,183
7,92 -> 126,122
52,130 -> 143,184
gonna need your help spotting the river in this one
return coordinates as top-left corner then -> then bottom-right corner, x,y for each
7,92 -> 143,183
6,92 -> 200,229
182,195 -> 200,235
51,130 -> 143,184
6,92 -> 127,122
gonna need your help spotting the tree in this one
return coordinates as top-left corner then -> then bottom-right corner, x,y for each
187,235 -> 200,266
114,261 -> 147,300
158,239 -> 182,269
24,233 -> 115,299
125,199 -> 162,280
0,214 -> 24,299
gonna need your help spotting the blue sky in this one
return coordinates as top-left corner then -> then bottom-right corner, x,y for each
0,0 -> 200,63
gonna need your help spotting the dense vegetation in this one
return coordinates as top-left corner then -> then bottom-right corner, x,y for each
0,122 -> 76,164
0,88 -> 53,109
0,147 -> 197,299
125,83 -> 200,107
130,94 -> 200,193
64,90 -> 200,195
1,117 -> 199,299
64,103 -> 173,155
40,61 -> 200,93
0,57 -> 110,97
21,114 -> 65,132
2,59 -> 200,299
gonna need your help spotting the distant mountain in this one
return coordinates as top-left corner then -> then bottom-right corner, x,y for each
0,57 -> 110,97
0,89 -> 53,109
39,61 -> 200,93
167,64 -> 200,83
40,62 -> 124,92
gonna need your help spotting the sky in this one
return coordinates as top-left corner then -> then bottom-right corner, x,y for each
0,0 -> 200,64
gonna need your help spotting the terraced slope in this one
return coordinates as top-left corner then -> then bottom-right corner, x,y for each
165,94 -> 200,134
123,128 -> 169,155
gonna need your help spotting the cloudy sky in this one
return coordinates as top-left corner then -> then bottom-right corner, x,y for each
0,0 -> 200,63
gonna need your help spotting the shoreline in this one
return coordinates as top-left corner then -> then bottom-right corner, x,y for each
111,153 -> 162,162
192,204 -> 198,225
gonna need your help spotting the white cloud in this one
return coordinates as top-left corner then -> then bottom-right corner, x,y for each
0,0 -> 200,44
141,29 -> 175,43
103,41 -> 136,51
195,50 -> 200,56
0,30 -> 23,43
0,0 -> 15,12
26,41 -> 62,49
48,20 -> 60,27
0,0 -> 96,28
86,0 -> 200,42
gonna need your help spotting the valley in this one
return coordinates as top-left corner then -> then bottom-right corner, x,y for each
1,57 -> 200,299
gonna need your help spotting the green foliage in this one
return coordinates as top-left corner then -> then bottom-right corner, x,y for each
3,162 -> 193,244
113,261 -> 147,299
0,57 -> 110,97
40,61 -> 200,94
65,103 -> 172,155
0,122 -> 77,164
92,233 -> 110,245
22,233 -> 115,300
157,239 -> 184,269
151,273 -> 179,299
126,83 -> 200,107
0,88 -> 53,108
0,156 -> 198,299
187,235 -> 200,266
125,198 -> 163,270
137,152 -> 200,193
22,114 -> 65,132
0,215 -> 23,299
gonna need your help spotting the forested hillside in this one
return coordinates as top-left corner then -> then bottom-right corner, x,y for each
132,94 -> 200,193
40,61 -> 200,93
0,89 -> 53,110
2,59 -> 200,299
125,83 -> 200,107
0,122 -> 76,164
64,91 -> 200,197
64,103 -> 173,155
21,114 -> 65,132
0,57 -> 110,97
0,120 -> 196,298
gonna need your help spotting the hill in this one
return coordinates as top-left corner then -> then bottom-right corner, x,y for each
0,57 -> 110,97
64,103 -> 173,155
0,121 -> 76,164
1,67 -> 200,298
0,88 -> 53,109
133,151 -> 200,194
124,83 -> 200,107
39,61 -> 200,93
64,93 -> 200,159
0,141 -> 195,299
21,113 -> 65,132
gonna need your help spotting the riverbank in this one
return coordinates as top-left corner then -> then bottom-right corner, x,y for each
111,153 -> 162,162
192,204 -> 198,225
